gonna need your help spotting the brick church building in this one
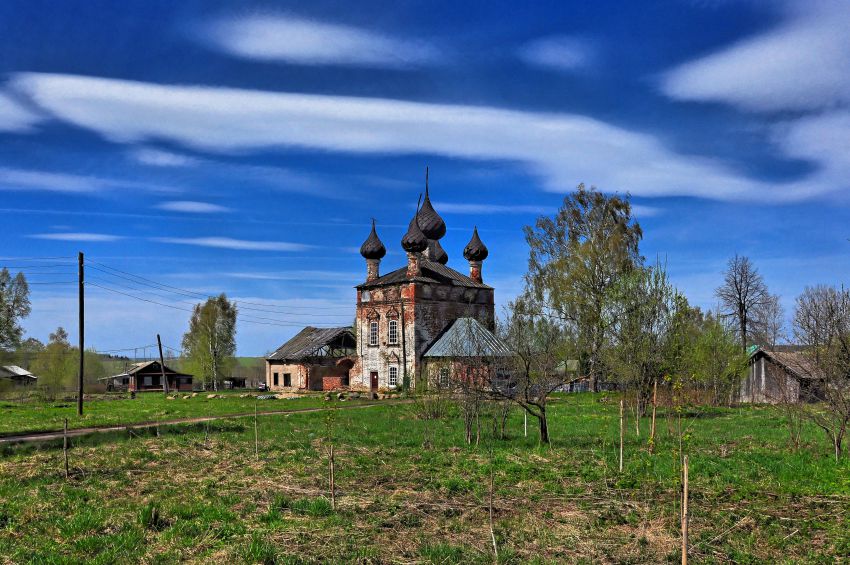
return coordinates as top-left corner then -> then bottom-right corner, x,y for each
266,174 -> 498,392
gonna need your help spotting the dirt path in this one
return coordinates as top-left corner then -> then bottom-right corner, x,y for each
0,400 -> 408,445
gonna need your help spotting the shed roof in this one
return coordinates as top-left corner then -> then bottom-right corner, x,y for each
267,326 -> 355,361
0,365 -> 36,379
357,259 -> 491,290
752,348 -> 824,380
423,317 -> 511,358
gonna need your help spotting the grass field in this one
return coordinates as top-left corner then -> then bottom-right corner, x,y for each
0,392 -> 327,436
0,394 -> 848,563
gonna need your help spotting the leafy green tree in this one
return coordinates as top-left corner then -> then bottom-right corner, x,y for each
524,184 -> 642,392
0,268 -> 31,356
687,311 -> 748,406
31,327 -> 76,400
182,294 -> 237,391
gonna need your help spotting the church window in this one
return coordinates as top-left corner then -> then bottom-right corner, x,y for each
369,321 -> 378,346
388,366 -> 398,387
439,367 -> 449,388
388,319 -> 398,344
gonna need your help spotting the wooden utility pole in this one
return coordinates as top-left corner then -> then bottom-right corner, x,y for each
682,454 -> 689,565
619,398 -> 624,473
157,334 -> 169,395
77,252 -> 84,416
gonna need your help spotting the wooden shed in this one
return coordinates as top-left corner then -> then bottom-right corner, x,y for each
104,361 -> 193,393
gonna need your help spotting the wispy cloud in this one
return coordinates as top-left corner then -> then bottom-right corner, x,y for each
12,72 -> 843,202
0,166 -> 181,194
152,236 -> 313,252
0,92 -> 43,132
131,147 -> 199,167
661,1 -> 850,112
203,14 -> 440,68
156,200 -> 230,213
518,35 -> 595,72
226,270 -> 359,281
29,232 -> 124,242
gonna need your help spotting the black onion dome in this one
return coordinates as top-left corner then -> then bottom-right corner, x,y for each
359,219 -> 386,260
417,185 -> 446,240
433,240 -> 448,264
463,227 -> 489,261
401,214 -> 428,253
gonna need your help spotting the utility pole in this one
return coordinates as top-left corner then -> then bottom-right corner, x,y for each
77,251 -> 84,416
157,334 -> 169,395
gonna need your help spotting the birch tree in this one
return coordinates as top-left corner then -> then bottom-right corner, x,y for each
182,295 -> 237,391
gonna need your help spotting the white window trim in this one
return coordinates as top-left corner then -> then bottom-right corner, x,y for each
388,366 -> 398,387
369,321 -> 379,346
439,367 -> 449,387
388,319 -> 399,345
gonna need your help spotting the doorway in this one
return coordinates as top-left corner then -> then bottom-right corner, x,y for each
370,371 -> 378,390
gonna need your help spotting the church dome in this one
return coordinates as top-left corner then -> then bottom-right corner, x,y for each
417,186 -> 446,240
359,219 -> 386,260
401,214 -> 428,253
433,240 -> 448,264
463,227 -> 489,261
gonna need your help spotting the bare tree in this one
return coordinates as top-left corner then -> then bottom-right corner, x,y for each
716,254 -> 770,351
793,285 -> 850,461
496,296 -> 565,444
754,293 -> 786,349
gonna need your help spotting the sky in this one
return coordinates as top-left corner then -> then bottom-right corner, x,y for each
1,0 -> 849,356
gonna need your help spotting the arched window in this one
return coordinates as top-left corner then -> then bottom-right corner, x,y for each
388,319 -> 399,345
388,366 -> 398,387
369,321 -> 379,346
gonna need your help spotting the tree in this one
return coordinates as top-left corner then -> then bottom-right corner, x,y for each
688,311 -> 748,406
793,285 -> 850,461
605,263 -> 680,415
182,295 -> 237,391
524,185 -> 642,392
496,296 -> 565,444
31,327 -> 76,400
716,254 -> 770,351
0,268 -> 31,354
754,293 -> 785,349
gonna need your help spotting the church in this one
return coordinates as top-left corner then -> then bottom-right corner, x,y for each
266,173 -> 499,392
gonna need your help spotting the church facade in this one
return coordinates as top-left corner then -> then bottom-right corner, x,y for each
350,180 -> 494,391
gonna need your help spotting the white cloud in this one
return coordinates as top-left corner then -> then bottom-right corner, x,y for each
0,92 -> 43,132
518,36 -> 594,72
12,72 -> 843,202
661,1 -> 850,112
131,147 -> 199,167
0,166 -> 181,194
156,200 -> 230,213
204,14 -> 439,67
29,232 -> 124,242
152,236 -> 313,252
226,270 -> 360,282
630,205 -> 662,218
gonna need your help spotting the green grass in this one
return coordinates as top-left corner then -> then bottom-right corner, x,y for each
0,391 -> 329,436
0,394 -> 847,563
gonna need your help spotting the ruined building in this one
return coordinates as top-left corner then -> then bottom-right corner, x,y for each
266,175 -> 497,392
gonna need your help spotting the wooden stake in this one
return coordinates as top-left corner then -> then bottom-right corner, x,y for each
489,462 -> 498,559
635,392 -> 640,437
682,454 -> 689,565
254,401 -> 259,461
63,418 -> 69,479
619,399 -> 624,473
650,378 -> 657,454
329,443 -> 336,511
524,411 -> 527,438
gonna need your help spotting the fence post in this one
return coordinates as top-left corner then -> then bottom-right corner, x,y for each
650,378 -> 657,454
619,399 -> 624,473
254,401 -> 259,461
682,454 -> 689,565
63,418 -> 69,479
329,443 -> 336,511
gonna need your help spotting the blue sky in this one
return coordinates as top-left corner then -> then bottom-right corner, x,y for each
1,0 -> 849,356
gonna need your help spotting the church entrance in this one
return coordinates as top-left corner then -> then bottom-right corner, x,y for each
370,371 -> 378,391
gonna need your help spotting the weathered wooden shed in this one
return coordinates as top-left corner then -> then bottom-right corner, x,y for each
741,348 -> 825,404
266,327 -> 357,391
104,361 -> 193,393
0,365 -> 37,388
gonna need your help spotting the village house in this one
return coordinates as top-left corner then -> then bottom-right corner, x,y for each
266,326 -> 356,391
421,317 -> 512,389
741,347 -> 825,404
102,361 -> 193,392
0,365 -> 37,388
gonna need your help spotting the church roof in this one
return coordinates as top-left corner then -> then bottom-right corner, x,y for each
359,219 -> 386,260
423,317 -> 510,358
267,326 -> 355,361
357,259 -> 491,290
